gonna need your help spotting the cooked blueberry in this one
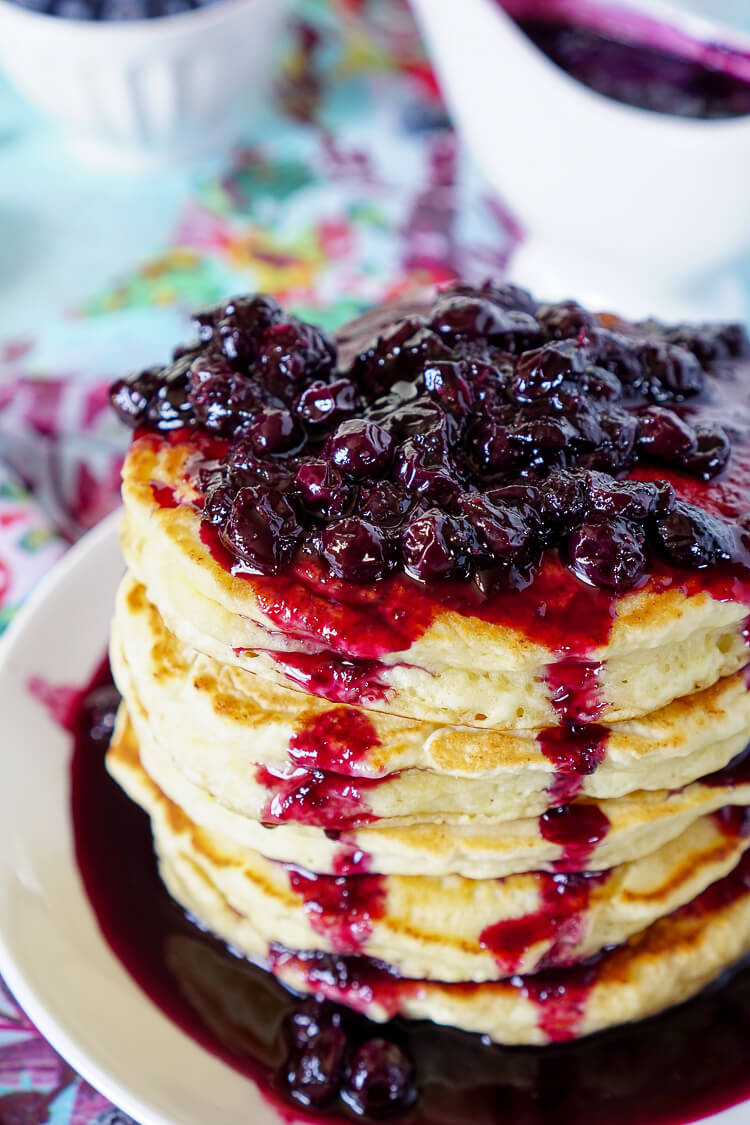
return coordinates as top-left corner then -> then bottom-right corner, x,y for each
245,407 -> 303,456
430,295 -> 509,339
357,480 -> 412,526
665,322 -> 749,364
295,378 -> 358,430
320,517 -> 393,582
401,509 -> 472,581
110,367 -> 162,427
440,279 -> 537,314
326,420 -> 394,478
541,470 -> 592,531
593,329 -> 647,391
282,1026 -> 347,1109
143,355 -> 195,431
221,486 -> 301,573
187,356 -> 261,435
394,439 -> 462,505
466,417 -> 528,474
510,341 -> 585,403
636,406 -> 697,463
284,999 -> 342,1051
640,341 -> 704,399
592,409 -> 638,472
258,319 -> 336,399
589,475 -> 658,521
202,480 -> 235,526
80,685 -> 121,748
342,1039 -> 417,1119
568,518 -> 648,591
295,461 -> 353,518
651,501 -> 734,568
458,492 -> 533,560
421,360 -> 474,418
216,295 -> 283,365
537,300 -> 597,342
581,365 -> 623,402
681,424 -> 731,480
222,441 -> 296,491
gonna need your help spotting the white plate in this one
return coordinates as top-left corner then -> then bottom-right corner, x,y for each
0,513 -> 747,1125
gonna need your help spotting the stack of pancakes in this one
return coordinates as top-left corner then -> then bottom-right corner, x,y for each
106,427 -> 750,1046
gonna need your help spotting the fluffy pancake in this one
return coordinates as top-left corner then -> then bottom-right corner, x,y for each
112,575 -> 750,831
107,709 -> 750,986
119,437 -> 750,730
116,692 -> 750,877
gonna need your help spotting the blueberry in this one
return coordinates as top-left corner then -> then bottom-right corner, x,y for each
284,999 -> 342,1051
80,684 -> 120,748
636,406 -> 697,463
295,378 -> 358,431
640,341 -> 704,399
680,424 -> 731,480
187,356 -> 261,435
222,442 -> 296,492
110,367 -> 162,428
466,417 -> 528,474
202,479 -> 235,526
537,300 -> 597,342
440,279 -> 537,314
509,341 -> 584,403
458,492 -> 533,561
589,475 -> 658,522
394,439 -> 462,506
651,501 -> 735,569
342,1039 -> 416,1119
357,480 -> 412,526
582,365 -> 623,402
568,518 -> 648,591
665,322 -> 749,364
592,408 -> 638,472
143,355 -> 195,432
401,508 -> 472,581
326,420 -> 394,479
431,295 -> 541,352
282,1026 -> 347,1109
540,470 -> 592,532
245,407 -> 303,456
221,485 -> 301,573
216,295 -> 283,366
320,517 -> 394,582
258,319 -> 336,399
420,360 -> 474,418
295,461 -> 353,518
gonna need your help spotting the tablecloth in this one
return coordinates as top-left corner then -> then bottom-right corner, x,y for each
0,0 -> 518,1118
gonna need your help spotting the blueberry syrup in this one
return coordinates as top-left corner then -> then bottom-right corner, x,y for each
479,871 -> 609,974
516,16 -> 750,119
149,482 -> 180,509
537,724 -> 609,804
70,664 -> 750,1125
256,764 -> 379,829
539,803 -> 611,871
289,708 -> 382,777
286,867 -> 386,954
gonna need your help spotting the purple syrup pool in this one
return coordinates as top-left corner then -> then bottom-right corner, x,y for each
71,664 -> 750,1125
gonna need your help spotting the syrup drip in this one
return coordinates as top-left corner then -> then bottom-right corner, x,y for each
150,482 -> 180,509
69,663 -> 750,1125
286,867 -> 386,954
256,764 -> 378,829
479,871 -> 610,973
289,708 -> 382,777
261,650 -> 390,708
537,724 -> 608,804
539,803 -> 611,871
517,957 -> 601,1042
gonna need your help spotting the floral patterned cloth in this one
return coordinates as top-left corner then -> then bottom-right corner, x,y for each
0,0 -> 517,1119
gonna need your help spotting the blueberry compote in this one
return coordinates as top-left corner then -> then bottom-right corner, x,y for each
112,284 -> 750,674
73,666 -> 750,1125
515,18 -> 750,118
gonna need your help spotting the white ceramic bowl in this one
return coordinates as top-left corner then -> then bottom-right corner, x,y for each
409,0 -> 750,317
0,0 -> 293,168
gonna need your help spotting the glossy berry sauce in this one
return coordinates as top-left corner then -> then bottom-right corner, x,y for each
513,13 -> 750,118
71,666 -> 750,1125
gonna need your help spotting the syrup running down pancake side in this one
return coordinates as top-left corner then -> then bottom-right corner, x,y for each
72,665 -> 750,1125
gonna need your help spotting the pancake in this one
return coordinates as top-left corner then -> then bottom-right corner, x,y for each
117,694 -> 750,877
107,708 -> 750,985
120,465 -> 750,730
112,575 -> 750,828
112,703 -> 750,1046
